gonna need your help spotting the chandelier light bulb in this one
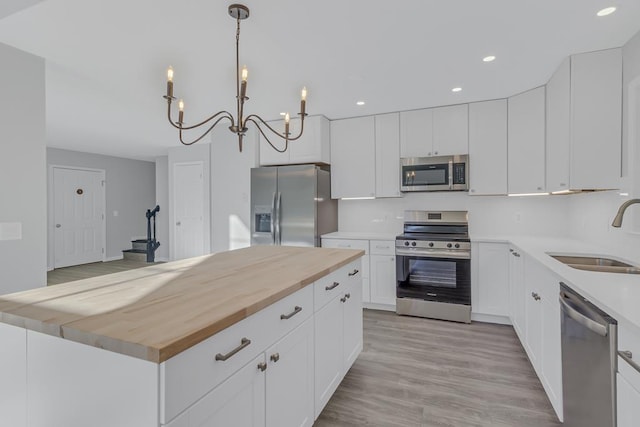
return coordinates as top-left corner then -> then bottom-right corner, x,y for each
241,66 -> 248,82
167,66 -> 174,82
301,87 -> 307,101
178,99 -> 184,112
284,113 -> 290,124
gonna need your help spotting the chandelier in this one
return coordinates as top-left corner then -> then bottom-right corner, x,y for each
163,3 -> 308,152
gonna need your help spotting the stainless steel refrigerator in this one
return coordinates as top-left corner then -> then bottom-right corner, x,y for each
251,164 -> 337,247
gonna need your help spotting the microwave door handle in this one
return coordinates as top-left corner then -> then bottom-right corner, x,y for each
448,160 -> 453,189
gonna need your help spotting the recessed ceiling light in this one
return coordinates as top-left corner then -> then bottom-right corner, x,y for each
356,101 -> 365,106
451,87 -> 462,93
483,55 -> 496,62
597,6 -> 617,16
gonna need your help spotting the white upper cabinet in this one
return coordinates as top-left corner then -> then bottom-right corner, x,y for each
570,48 -> 622,190
546,57 -> 571,193
260,115 -> 330,166
400,108 -> 433,158
400,105 -> 468,158
508,86 -> 546,194
432,104 -> 469,156
468,99 -> 508,195
374,113 -> 401,198
330,116 -> 376,199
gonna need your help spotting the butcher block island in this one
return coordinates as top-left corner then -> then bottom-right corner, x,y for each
0,246 -> 365,427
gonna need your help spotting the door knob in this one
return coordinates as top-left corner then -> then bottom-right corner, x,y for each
55,224 -> 61,228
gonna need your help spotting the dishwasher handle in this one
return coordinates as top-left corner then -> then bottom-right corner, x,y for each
559,291 -> 608,337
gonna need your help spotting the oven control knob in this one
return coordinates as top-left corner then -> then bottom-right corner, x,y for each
447,243 -> 452,248
411,241 -> 416,247
404,241 -> 409,246
454,243 -> 460,249
428,242 -> 434,247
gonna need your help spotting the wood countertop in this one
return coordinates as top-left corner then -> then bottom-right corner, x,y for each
0,246 -> 363,363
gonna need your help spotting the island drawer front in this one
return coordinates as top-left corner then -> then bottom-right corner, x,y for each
321,238 -> 369,254
314,259 -> 361,311
160,285 -> 313,424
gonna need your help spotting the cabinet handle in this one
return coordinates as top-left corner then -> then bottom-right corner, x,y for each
325,281 -> 340,291
215,338 -> 251,361
470,189 -> 475,193
345,293 -> 351,300
348,269 -> 359,277
257,362 -> 267,372
340,295 -> 347,303
513,252 -> 521,258
560,183 -> 567,187
434,151 -> 438,155
280,306 -> 302,320
537,186 -> 543,191
376,245 -> 389,249
619,350 -> 640,374
531,292 -> 541,301
270,353 -> 280,363
427,152 -> 432,156
337,244 -> 351,248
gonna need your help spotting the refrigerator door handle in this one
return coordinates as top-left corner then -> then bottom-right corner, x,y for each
270,192 -> 277,244
276,191 -> 282,245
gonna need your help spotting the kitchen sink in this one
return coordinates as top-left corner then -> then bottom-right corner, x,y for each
549,254 -> 640,274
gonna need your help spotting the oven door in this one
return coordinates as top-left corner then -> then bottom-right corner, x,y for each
396,252 -> 471,305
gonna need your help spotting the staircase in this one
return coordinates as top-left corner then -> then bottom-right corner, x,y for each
122,205 -> 161,262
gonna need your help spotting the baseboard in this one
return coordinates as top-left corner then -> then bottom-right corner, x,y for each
363,302 -> 396,312
471,312 -> 512,325
105,255 -> 124,262
155,256 -> 170,262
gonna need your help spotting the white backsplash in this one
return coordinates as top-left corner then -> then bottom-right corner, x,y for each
338,192 -> 571,239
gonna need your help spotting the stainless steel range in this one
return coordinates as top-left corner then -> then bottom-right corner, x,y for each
395,210 -> 471,323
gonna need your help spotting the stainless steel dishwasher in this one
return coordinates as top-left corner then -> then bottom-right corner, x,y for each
560,282 -> 617,427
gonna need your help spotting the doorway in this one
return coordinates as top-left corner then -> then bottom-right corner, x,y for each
51,166 -> 106,268
173,161 -> 205,260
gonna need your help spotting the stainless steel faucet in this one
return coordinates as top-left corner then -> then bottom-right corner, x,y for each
611,199 -> 640,227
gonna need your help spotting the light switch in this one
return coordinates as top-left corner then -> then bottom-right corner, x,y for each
0,222 -> 22,240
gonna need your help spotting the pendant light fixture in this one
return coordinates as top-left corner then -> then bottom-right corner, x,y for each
163,4 -> 308,152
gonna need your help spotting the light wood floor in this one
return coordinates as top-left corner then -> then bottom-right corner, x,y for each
316,310 -> 562,427
47,259 -> 161,285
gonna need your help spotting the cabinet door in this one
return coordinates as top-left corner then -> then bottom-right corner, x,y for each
546,57 -> 571,193
266,319 -> 314,427
289,115 -> 330,165
468,100 -> 507,195
314,295 -> 344,419
343,281 -> 363,371
330,116 -> 376,199
618,373 -> 640,427
375,113 -> 401,198
472,242 -> 509,316
540,274 -> 562,417
524,258 -> 544,371
260,119 -> 290,166
167,354 -> 266,427
369,254 -> 397,306
570,48 -> 622,190
508,87 -> 546,194
400,108 -> 433,157
432,104 -> 469,156
508,247 -> 525,340
0,323 -> 26,427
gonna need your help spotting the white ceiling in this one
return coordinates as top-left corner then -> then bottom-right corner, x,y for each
1,0 -> 640,161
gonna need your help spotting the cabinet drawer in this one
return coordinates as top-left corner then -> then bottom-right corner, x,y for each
369,240 -> 395,256
618,320 -> 640,392
322,238 -> 369,255
314,260 -> 361,311
160,285 -> 313,424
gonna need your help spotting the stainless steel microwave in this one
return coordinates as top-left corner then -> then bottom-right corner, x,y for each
400,155 -> 469,192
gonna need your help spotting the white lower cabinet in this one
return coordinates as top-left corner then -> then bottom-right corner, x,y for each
369,254 -> 396,306
471,242 -> 509,319
266,318 -> 314,427
314,276 -> 363,419
618,372 -> 640,427
166,354 -> 266,427
508,246 -> 525,339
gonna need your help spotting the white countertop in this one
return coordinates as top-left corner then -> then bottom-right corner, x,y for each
508,236 -> 640,332
322,231 -> 399,241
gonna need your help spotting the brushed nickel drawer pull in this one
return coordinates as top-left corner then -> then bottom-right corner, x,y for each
325,281 -> 340,291
340,296 -> 347,303
345,293 -> 351,299
619,350 -> 640,374
257,362 -> 267,372
348,269 -> 359,276
270,353 -> 280,362
215,338 -> 251,361
280,306 -> 302,320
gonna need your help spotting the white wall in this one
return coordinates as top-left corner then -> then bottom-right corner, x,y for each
167,143 -> 211,260
210,128 -> 258,253
47,148 -> 156,264
155,156 -> 169,261
0,43 -> 46,294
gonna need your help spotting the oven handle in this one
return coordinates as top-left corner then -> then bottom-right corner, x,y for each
395,248 -> 470,259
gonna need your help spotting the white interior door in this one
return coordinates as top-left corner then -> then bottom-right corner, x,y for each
53,167 -> 105,268
173,162 -> 205,260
